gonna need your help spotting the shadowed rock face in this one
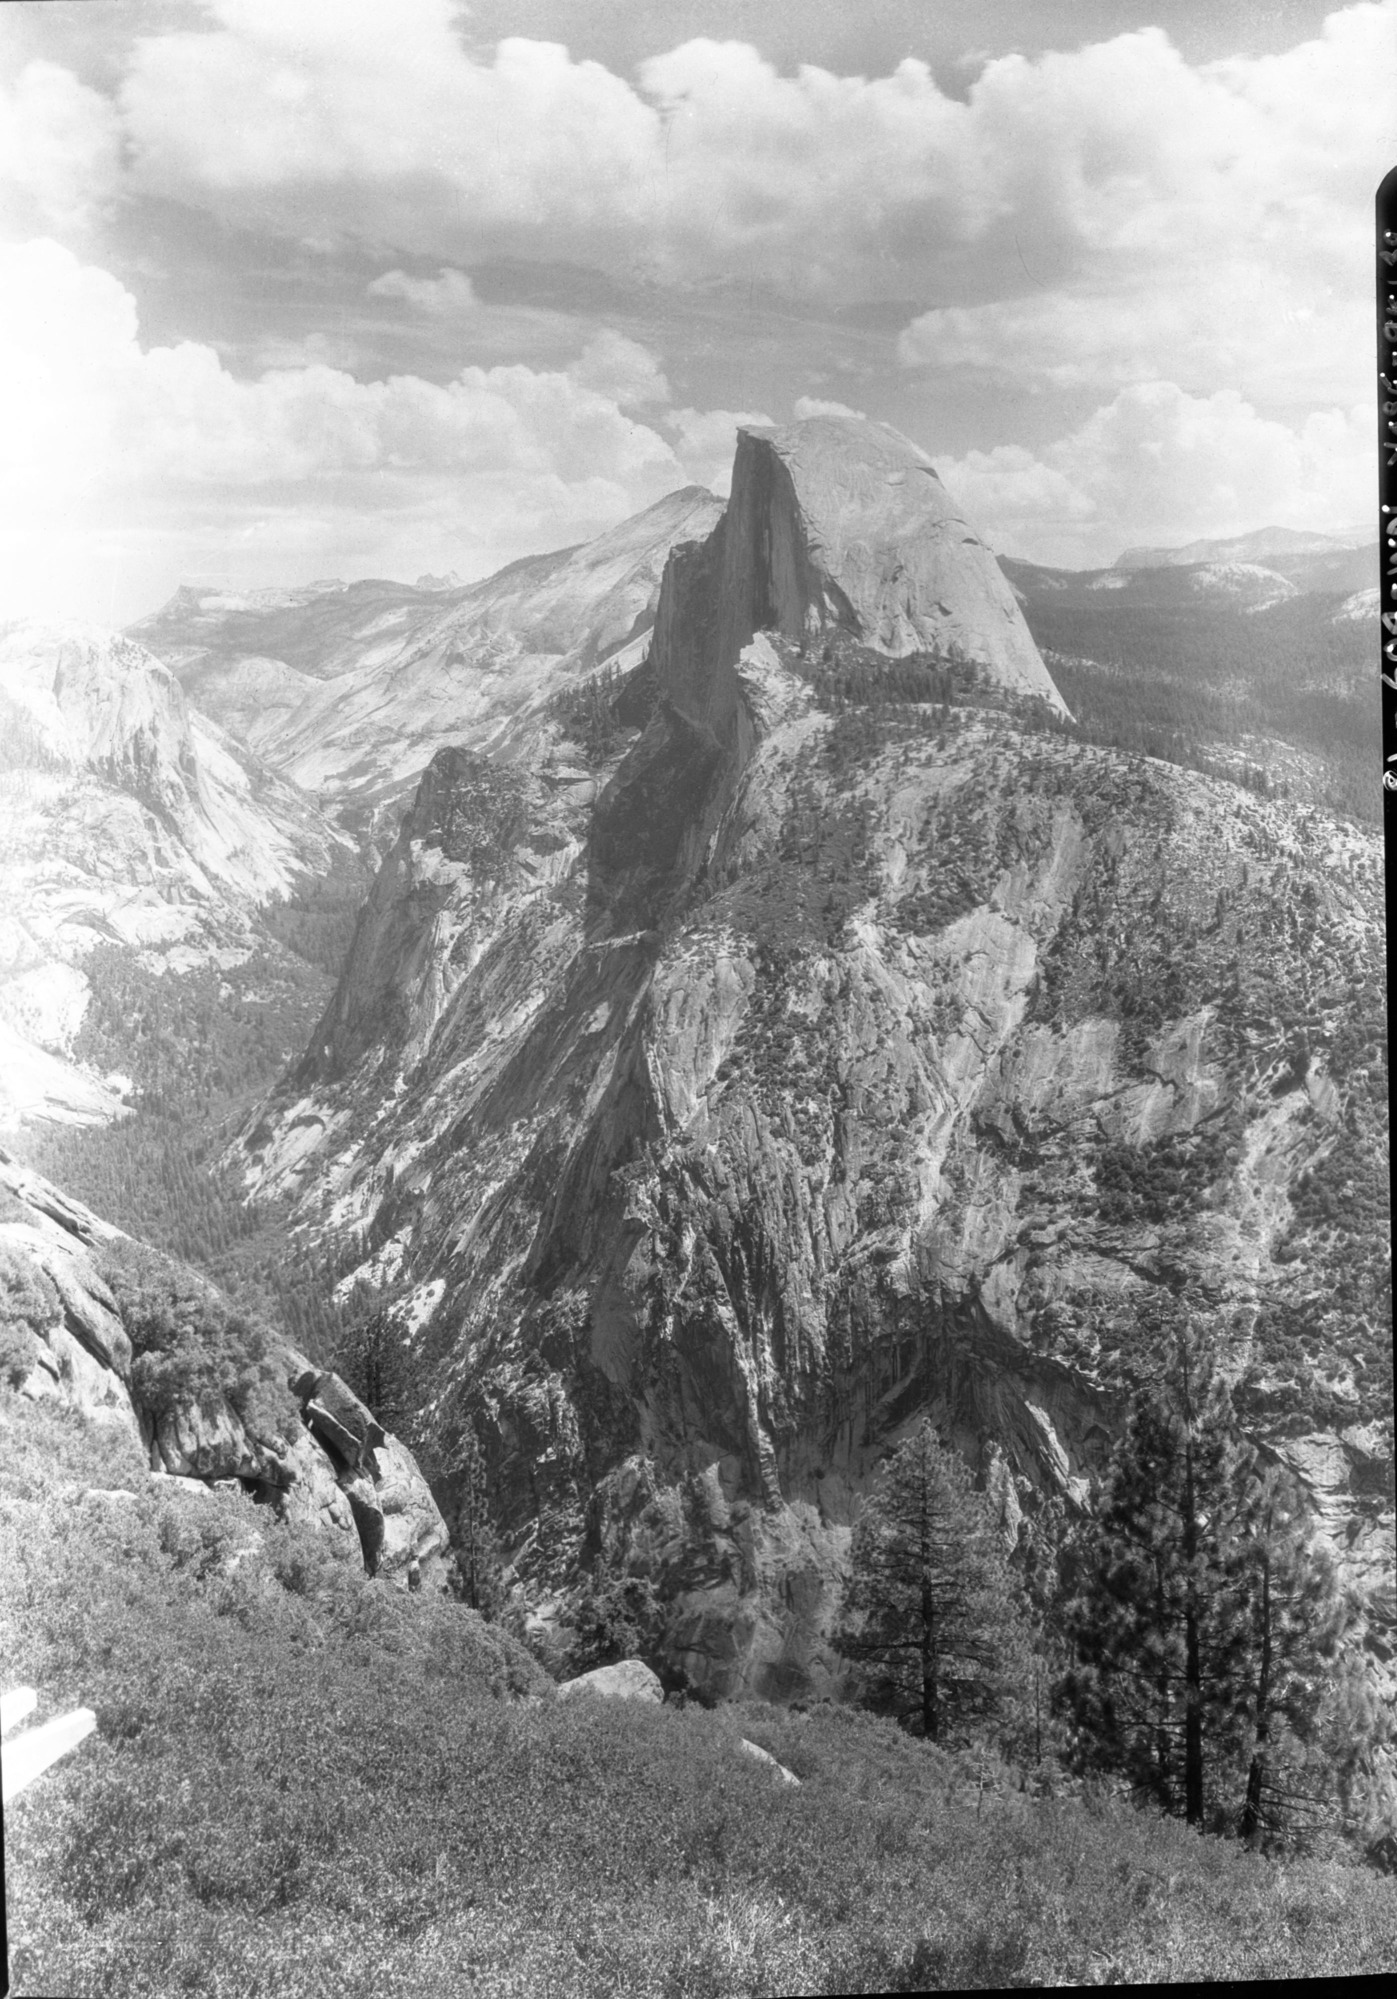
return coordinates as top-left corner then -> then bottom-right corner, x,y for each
234,419 -> 1390,1704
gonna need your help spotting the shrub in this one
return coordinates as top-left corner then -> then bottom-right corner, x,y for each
0,1317 -> 40,1387
95,1236 -> 299,1435
564,1570 -> 665,1676
0,1240 -> 59,1335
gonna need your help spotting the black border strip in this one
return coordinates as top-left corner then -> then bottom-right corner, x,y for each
1381,167 -> 1397,826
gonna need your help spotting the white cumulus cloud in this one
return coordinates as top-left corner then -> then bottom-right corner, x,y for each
0,59 -> 122,240
103,0 -> 1395,319
665,406 -> 776,493
792,396 -> 867,420
0,238 -> 724,621
366,267 -> 482,315
935,382 -> 1373,566
898,6 -> 1393,407
566,331 -> 672,408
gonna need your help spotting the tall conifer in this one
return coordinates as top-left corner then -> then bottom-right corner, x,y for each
837,1418 -> 1030,1746
1063,1331 -> 1254,1823
452,1426 -> 506,1618
1063,1325 -> 1369,1842
1223,1462 -> 1357,1847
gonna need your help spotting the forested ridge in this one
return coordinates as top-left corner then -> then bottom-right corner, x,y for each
1010,580 -> 1377,824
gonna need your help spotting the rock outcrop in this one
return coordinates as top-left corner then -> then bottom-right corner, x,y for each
232,417 -> 1390,1702
0,1150 -> 449,1589
555,1659 -> 664,1704
738,1738 -> 801,1785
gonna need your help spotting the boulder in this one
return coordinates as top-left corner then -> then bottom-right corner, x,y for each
144,1396 -> 283,1483
289,1367 -> 385,1472
555,1659 -> 664,1704
32,1321 -> 144,1450
43,1256 -> 131,1377
340,1472 -> 386,1574
0,1218 -> 131,1381
737,1738 -> 801,1786
150,1471 -> 216,1498
1,1158 -> 452,1592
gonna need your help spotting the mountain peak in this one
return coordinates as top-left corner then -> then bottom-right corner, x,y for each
654,414 -> 1068,737
0,619 -> 198,797
1114,525 -> 1368,571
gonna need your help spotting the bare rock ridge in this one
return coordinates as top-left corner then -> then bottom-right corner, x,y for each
0,620 -> 349,1128
0,1148 -> 448,1586
129,485 -> 725,831
652,418 -> 1068,743
234,417 -> 1390,1705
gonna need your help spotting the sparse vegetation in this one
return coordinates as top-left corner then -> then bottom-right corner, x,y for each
95,1235 -> 300,1436
6,1391 -> 1397,1998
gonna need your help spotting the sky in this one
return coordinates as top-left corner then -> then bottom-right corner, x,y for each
0,0 -> 1392,624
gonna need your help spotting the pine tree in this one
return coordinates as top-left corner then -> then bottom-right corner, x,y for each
1062,1332 -> 1256,1824
331,1300 -> 413,1434
1222,1463 -> 1373,1850
1229,1465 -> 1328,1842
451,1426 -> 506,1618
1015,1487 -> 1073,1773
836,1419 -> 1031,1746
1063,1327 -> 1368,1842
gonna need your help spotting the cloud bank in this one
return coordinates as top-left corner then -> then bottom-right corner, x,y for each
0,238 -> 767,619
935,384 -> 1373,566
0,0 -> 1388,608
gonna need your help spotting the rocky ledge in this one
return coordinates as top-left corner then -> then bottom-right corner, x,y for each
0,1149 -> 449,1589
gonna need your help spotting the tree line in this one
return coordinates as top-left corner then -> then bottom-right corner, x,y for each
831,1326 -> 1392,1860
409,1308 -> 1390,1863
325,1271 -> 1393,1864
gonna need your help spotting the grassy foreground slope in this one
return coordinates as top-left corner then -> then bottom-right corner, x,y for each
5,1396 -> 1397,1995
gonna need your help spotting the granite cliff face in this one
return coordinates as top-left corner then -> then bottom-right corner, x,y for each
653,419 -> 1066,743
0,621 -> 350,1129
234,418 -> 1391,1700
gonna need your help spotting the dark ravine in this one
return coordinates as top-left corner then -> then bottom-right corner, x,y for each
231,416 -> 1392,1702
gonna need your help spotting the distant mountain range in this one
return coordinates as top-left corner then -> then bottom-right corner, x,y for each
998,536 -> 1377,827
1112,525 -> 1376,596
129,488 -> 725,842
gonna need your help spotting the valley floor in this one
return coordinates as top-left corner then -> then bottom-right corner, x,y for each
4,1392 -> 1396,1997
